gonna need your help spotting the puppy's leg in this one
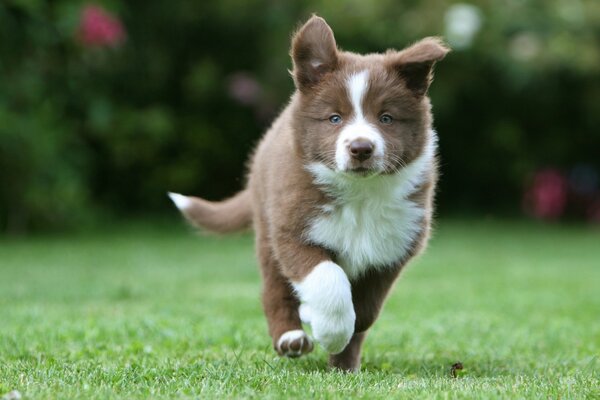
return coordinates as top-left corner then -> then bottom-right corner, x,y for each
292,260 -> 355,355
261,262 -> 314,358
271,232 -> 355,355
329,266 -> 402,371
257,233 -> 313,358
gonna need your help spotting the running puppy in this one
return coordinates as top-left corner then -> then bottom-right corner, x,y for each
169,15 -> 449,371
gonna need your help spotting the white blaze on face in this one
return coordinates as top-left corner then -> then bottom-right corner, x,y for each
335,70 -> 385,172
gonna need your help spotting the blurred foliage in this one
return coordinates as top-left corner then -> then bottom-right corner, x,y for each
1,0 -> 599,233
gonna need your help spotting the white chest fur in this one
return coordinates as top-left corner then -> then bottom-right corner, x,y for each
305,133 -> 436,280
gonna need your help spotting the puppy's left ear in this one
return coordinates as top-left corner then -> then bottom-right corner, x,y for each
388,37 -> 450,96
291,16 -> 339,92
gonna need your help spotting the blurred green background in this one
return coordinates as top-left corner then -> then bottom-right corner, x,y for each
1,0 -> 600,233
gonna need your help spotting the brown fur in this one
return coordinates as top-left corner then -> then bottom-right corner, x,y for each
172,16 -> 449,371
176,189 -> 252,234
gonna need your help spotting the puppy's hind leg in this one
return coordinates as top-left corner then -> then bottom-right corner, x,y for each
258,243 -> 313,358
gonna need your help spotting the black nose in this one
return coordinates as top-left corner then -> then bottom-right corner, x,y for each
349,139 -> 374,161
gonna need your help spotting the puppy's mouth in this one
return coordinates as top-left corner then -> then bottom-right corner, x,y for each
350,167 -> 370,174
344,156 -> 385,176
345,166 -> 380,177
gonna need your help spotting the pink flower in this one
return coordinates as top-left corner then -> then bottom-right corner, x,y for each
523,169 -> 568,220
228,73 -> 262,106
77,5 -> 126,48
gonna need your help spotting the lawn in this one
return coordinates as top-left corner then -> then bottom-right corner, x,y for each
1,220 -> 599,399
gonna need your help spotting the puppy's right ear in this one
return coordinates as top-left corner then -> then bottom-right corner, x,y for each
291,16 -> 338,92
387,37 -> 450,97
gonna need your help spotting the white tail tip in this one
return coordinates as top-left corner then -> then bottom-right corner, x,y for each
167,192 -> 192,210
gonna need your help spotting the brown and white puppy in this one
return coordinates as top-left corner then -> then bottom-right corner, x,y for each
169,16 -> 449,372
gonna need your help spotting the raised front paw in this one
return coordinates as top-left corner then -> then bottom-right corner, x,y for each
275,329 -> 314,358
293,261 -> 356,355
309,303 -> 355,354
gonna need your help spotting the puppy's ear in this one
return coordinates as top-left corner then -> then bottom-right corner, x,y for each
291,15 -> 338,92
387,37 -> 450,96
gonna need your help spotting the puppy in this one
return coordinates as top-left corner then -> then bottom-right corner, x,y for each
169,15 -> 449,371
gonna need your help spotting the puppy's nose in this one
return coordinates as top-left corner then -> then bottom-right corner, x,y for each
349,139 -> 374,161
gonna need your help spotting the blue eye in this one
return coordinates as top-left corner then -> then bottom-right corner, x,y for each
329,114 -> 342,124
379,114 -> 393,124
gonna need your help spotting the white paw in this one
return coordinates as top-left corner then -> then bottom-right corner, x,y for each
276,329 -> 313,357
293,261 -> 356,355
309,302 -> 355,354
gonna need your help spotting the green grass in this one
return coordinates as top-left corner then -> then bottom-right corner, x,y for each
1,220 -> 599,399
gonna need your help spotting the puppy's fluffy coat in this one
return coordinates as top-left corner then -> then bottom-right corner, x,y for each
169,16 -> 449,371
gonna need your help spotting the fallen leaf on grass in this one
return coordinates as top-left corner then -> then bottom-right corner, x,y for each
450,362 -> 464,378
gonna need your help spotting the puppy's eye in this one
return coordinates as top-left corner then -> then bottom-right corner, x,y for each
329,114 -> 342,124
379,114 -> 393,124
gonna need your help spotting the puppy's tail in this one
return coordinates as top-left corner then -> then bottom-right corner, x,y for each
168,189 -> 252,234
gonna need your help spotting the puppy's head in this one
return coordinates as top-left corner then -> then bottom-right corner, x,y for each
291,16 -> 449,176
